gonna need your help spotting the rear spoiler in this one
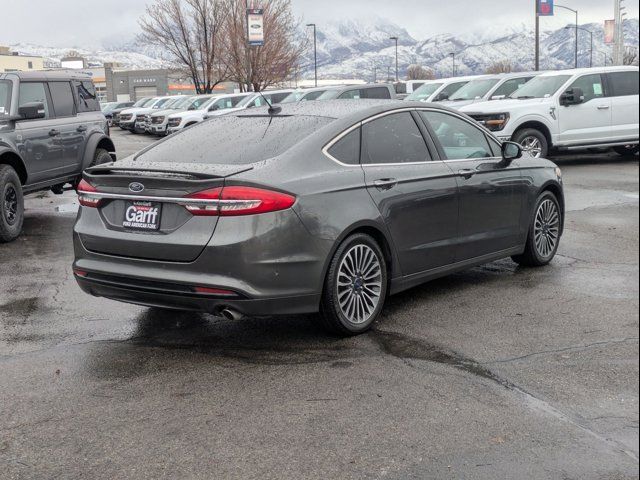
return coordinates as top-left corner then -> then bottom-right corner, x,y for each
85,165 -> 253,180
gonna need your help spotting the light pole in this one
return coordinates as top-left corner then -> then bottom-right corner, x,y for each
449,52 -> 456,77
556,4 -> 579,68
306,23 -> 318,87
390,36 -> 399,81
566,25 -> 593,67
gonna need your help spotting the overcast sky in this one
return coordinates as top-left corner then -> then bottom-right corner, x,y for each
1,0 -> 638,48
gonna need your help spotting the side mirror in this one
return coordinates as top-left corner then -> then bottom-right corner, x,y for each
434,92 -> 449,102
560,87 -> 584,106
18,102 -> 45,120
500,141 -> 523,165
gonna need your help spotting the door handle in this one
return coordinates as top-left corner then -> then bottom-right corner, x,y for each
77,125 -> 87,132
597,105 -> 610,110
458,169 -> 476,179
373,178 -> 398,191
48,129 -> 60,137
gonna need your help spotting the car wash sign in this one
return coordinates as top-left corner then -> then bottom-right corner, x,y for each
247,8 -> 265,46
537,0 -> 554,16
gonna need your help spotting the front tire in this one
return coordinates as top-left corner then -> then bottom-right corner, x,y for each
513,128 -> 549,158
512,191 -> 562,267
613,145 -> 639,156
320,233 -> 388,336
0,165 -> 24,243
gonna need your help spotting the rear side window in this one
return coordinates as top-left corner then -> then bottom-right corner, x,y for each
364,87 -> 392,99
138,115 -> 335,165
608,71 -> 639,96
74,80 -> 100,112
362,112 -> 431,164
18,82 -> 51,118
303,90 -> 325,101
48,81 -> 75,117
492,77 -> 532,98
327,128 -> 360,165
269,93 -> 291,104
568,74 -> 605,103
420,111 -> 494,160
338,89 -> 362,99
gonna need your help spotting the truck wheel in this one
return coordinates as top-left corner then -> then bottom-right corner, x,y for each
513,128 -> 548,158
0,165 -> 24,243
614,145 -> 639,156
319,233 -> 388,336
512,191 -> 562,267
92,148 -> 112,167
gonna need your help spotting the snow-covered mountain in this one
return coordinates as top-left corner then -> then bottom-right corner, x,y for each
7,18 -> 639,79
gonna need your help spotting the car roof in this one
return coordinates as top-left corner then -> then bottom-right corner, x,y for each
537,66 -> 639,77
330,83 -> 393,93
0,70 -> 94,81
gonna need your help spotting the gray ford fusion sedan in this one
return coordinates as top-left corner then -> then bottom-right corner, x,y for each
73,100 -> 564,335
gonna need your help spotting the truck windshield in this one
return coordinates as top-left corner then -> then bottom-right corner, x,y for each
510,75 -> 572,99
406,83 -> 443,101
0,81 -> 11,118
450,79 -> 499,101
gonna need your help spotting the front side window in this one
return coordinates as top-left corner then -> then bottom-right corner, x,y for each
338,89 -> 362,100
268,92 -> 291,104
450,79 -> 500,101
302,90 -> 326,101
608,71 -> 639,97
510,75 -> 572,99
364,87 -> 392,99
406,83 -> 443,101
153,98 -> 171,109
18,82 -> 50,118
74,80 -> 100,112
567,74 -> 605,103
327,128 -> 360,165
48,82 -> 75,117
439,81 -> 468,100
420,111 -> 494,160
0,80 -> 12,117
492,77 -> 533,99
362,112 -> 431,165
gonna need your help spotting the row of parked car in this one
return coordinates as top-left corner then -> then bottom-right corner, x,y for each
103,65 -> 639,160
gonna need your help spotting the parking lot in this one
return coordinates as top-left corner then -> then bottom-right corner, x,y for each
0,129 -> 638,479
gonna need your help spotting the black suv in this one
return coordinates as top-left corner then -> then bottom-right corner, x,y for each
0,71 -> 115,242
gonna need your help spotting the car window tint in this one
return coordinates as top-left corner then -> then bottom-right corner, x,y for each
18,82 -> 50,118
364,87 -> 392,99
270,93 -> 290,104
49,81 -> 75,117
492,77 -> 532,98
74,80 -> 100,112
230,95 -> 246,106
338,89 -> 362,99
327,128 -> 361,165
139,115 -> 335,165
608,71 -> 639,96
303,90 -> 325,101
362,112 -> 431,164
568,74 -> 605,102
420,111 -> 493,160
439,81 -> 468,99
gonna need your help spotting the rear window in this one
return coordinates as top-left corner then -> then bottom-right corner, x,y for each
608,71 -> 639,96
138,115 -> 335,165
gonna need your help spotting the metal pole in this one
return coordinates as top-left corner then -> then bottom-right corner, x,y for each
306,24 -> 318,87
575,10 -> 579,68
589,31 -> 593,67
245,0 -> 252,92
390,37 -> 399,82
535,0 -> 540,71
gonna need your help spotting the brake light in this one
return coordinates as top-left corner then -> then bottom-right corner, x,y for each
193,286 -> 238,296
185,186 -> 296,217
77,179 -> 102,208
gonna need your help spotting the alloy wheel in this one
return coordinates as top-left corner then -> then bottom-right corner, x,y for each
534,198 -> 560,259
3,185 -> 18,226
521,136 -> 543,158
336,244 -> 383,325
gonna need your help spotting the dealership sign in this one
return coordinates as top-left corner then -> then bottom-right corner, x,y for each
537,0 -> 554,16
604,19 -> 615,44
247,8 -> 265,46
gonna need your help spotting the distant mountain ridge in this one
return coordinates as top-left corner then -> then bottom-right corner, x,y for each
8,18 -> 639,80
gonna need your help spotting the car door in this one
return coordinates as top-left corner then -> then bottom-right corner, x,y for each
418,110 -> 524,261
557,73 -> 612,145
361,111 -> 459,275
48,81 -> 85,174
14,81 -> 63,184
606,70 -> 640,142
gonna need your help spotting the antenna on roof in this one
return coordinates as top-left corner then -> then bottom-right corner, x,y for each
256,90 -> 282,115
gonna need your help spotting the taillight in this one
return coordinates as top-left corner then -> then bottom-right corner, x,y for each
77,179 -> 102,208
185,186 -> 295,217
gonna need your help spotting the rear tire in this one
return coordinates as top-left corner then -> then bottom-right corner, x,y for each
0,165 -> 24,243
92,148 -> 112,168
512,191 -> 562,267
613,145 -> 639,156
319,233 -> 388,336
512,128 -> 549,158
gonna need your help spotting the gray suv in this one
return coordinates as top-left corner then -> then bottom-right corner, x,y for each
0,71 -> 115,242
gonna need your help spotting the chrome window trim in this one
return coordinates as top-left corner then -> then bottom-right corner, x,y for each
79,191 -> 240,207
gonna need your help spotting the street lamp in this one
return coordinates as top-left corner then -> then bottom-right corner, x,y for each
556,4 -> 579,69
390,36 -> 399,82
566,25 -> 593,68
449,52 -> 456,77
306,24 -> 318,88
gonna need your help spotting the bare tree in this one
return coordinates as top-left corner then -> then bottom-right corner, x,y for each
139,0 -> 229,93
485,60 -> 513,74
406,64 -> 435,80
623,46 -> 639,66
222,0 -> 306,92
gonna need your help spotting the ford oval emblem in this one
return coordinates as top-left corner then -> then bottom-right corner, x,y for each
129,182 -> 145,193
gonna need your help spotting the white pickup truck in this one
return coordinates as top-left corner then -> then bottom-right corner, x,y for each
460,66 -> 639,157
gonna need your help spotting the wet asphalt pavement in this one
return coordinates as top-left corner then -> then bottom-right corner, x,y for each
1,129 -> 638,479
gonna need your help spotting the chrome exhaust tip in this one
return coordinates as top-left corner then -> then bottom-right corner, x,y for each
220,308 -> 244,321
